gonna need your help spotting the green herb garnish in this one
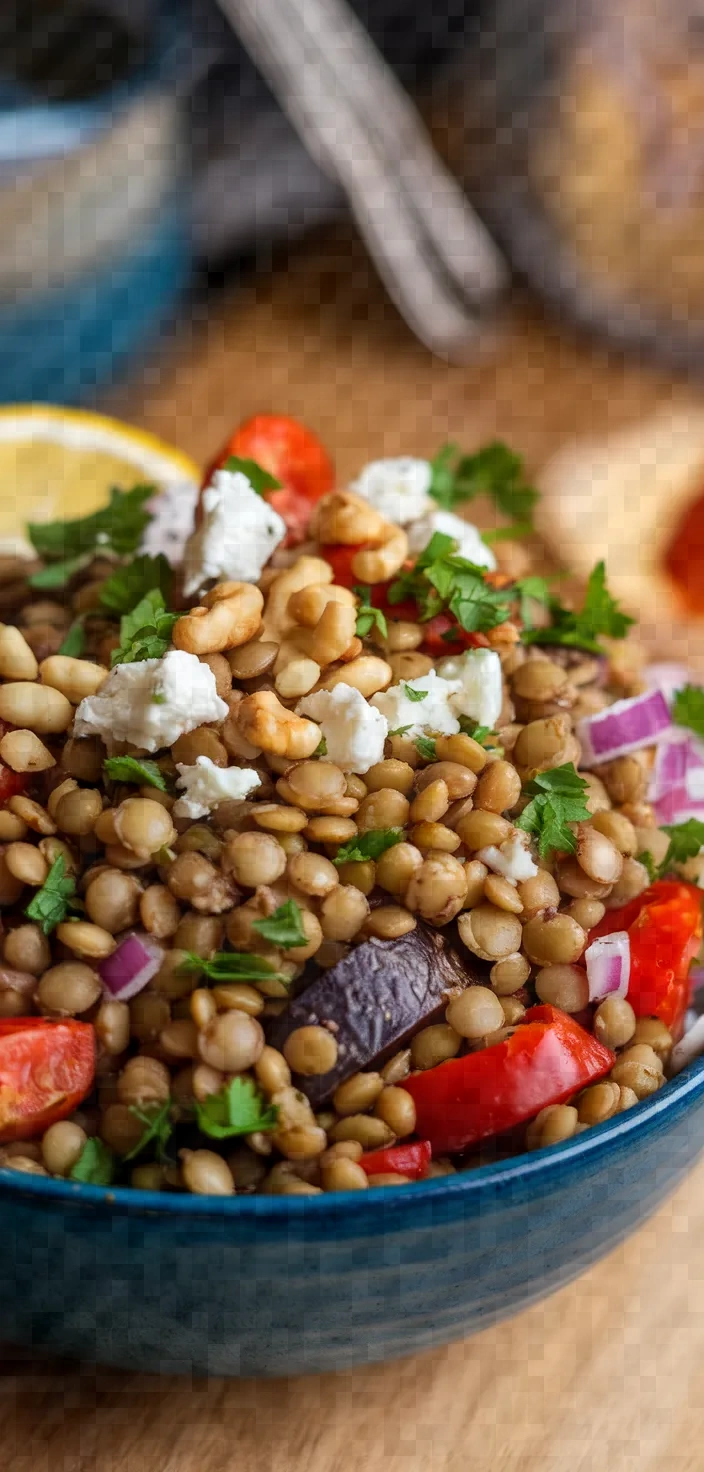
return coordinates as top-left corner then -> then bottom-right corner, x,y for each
24,855 -> 78,935
69,1138 -> 116,1186
514,575 -> 552,630
388,725 -> 413,736
637,850 -> 659,884
522,561 -> 634,655
353,585 -> 388,641
334,828 -> 404,865
252,899 -> 308,949
103,756 -> 167,791
402,683 -> 429,703
27,484 -> 155,589
99,552 -> 172,616
390,535 -> 511,635
110,589 -> 179,667
57,620 -> 86,657
415,735 -> 437,761
457,718 -> 503,751
194,1077 -> 278,1140
223,455 -> 282,496
429,442 -> 539,526
124,1100 -> 173,1163
314,736 -> 328,757
515,763 -> 591,860
672,686 -> 704,743
179,952 -> 290,984
660,819 -> 704,873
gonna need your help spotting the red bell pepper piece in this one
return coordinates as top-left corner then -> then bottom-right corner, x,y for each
201,414 -> 335,542
359,1140 -> 432,1181
403,1005 -> 615,1154
419,613 -> 491,658
590,880 -> 702,1036
0,1018 -> 95,1143
0,764 -> 27,806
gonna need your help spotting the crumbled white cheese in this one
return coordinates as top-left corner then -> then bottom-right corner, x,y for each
477,834 -> 538,887
74,650 -> 228,754
182,468 -> 286,597
407,509 -> 496,570
140,482 -> 200,566
436,648 -> 504,731
350,458 -> 432,525
173,757 -> 261,820
371,669 -> 462,739
296,684 -> 388,773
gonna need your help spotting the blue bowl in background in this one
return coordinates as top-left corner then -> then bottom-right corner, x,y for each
0,1056 -> 703,1378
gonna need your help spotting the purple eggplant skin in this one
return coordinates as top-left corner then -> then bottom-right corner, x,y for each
264,922 -> 481,1107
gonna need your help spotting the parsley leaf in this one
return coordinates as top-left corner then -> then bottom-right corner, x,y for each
194,1077 -> 278,1140
69,1138 -> 116,1186
179,952 -> 290,984
223,455 -> 282,496
334,828 -> 404,865
402,683 -> 428,703
661,819 -> 704,872
672,686 -> 704,742
57,620 -> 86,657
103,756 -> 167,791
515,763 -> 591,860
429,442 -> 539,525
523,562 -> 634,654
100,553 -> 172,616
415,735 -> 437,761
124,1100 -> 173,1163
314,736 -> 328,757
424,556 -> 512,634
353,585 -> 388,641
24,855 -> 78,935
514,575 -> 552,630
28,485 -> 154,563
637,850 -> 659,884
29,552 -> 93,591
110,589 -> 178,667
482,522 -> 535,544
252,899 -> 307,948
389,725 -> 412,736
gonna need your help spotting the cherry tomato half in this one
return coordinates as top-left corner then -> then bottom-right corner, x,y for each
203,414 -> 335,542
0,1018 -> 95,1143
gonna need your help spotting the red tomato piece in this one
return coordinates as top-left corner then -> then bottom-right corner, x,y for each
403,1005 -> 615,1154
421,613 -> 491,657
202,414 -> 335,542
359,1140 -> 432,1181
0,763 -> 27,806
590,880 -> 702,1036
0,1018 -> 95,1143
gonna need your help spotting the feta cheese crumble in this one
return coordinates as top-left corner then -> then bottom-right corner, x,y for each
296,684 -> 388,773
173,757 -> 261,820
182,468 -> 286,597
74,650 -> 228,754
477,834 -> 538,886
407,509 -> 496,570
371,669 -> 462,739
436,648 -> 503,731
350,458 -> 432,525
140,482 -> 200,567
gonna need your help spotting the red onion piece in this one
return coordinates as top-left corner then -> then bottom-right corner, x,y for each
577,690 -> 671,766
585,932 -> 630,1002
653,784 -> 704,826
649,731 -> 704,803
98,932 -> 163,1001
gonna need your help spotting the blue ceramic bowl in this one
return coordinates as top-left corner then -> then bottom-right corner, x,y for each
0,1054 -> 703,1377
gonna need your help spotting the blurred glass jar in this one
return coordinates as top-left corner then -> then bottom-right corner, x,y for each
466,0 -> 704,369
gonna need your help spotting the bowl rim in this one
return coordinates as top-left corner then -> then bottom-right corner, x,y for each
2,1051 -> 704,1219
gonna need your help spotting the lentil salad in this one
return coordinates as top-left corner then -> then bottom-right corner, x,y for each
0,412 -> 702,1197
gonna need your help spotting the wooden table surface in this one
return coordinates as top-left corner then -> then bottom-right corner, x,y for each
6,232 -> 704,1472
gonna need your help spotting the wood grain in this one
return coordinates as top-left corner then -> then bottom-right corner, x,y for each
11,227 -> 701,1471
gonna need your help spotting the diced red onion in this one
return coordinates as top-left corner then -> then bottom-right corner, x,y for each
648,732 -> 704,804
653,784 -> 704,827
584,931 -> 630,1002
642,662 -> 690,703
669,1014 -> 704,1076
98,932 -> 163,1001
577,690 -> 671,766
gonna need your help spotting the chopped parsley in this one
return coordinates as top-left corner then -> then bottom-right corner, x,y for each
252,899 -> 308,949
124,1100 -> 173,1163
429,442 -> 539,526
99,553 -> 172,616
180,952 -> 290,984
661,819 -> 704,873
223,455 -> 282,496
314,736 -> 328,757
522,562 -> 634,655
194,1077 -> 278,1140
513,575 -> 552,630
103,756 -> 167,791
389,725 -> 413,737
110,589 -> 179,667
389,533 -> 511,635
402,683 -> 428,703
334,828 -> 404,865
637,850 -> 659,884
458,718 -> 503,751
672,686 -> 704,743
515,763 -> 591,860
27,484 -> 155,589
24,855 -> 78,935
415,735 -> 437,761
69,1138 -> 116,1186
353,585 -> 388,641
57,621 -> 86,657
